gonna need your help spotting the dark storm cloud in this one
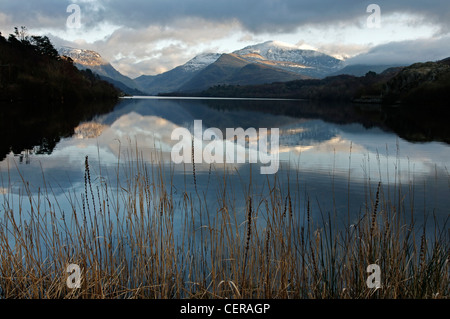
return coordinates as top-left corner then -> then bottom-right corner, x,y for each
92,0 -> 450,33
1,0 -> 449,34
0,0 -> 68,21
0,0 -> 104,30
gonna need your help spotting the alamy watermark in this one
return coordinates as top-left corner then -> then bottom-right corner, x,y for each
366,264 -> 382,289
367,4 -> 381,29
171,120 -> 280,174
66,263 -> 81,289
66,4 -> 81,29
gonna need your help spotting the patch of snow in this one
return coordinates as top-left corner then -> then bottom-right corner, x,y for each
181,53 -> 222,72
233,41 -> 344,76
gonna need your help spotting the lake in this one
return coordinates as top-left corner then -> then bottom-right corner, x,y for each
1,96 -> 449,299
1,96 -> 449,234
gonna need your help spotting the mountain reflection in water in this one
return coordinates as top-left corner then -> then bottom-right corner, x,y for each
1,97 -> 449,233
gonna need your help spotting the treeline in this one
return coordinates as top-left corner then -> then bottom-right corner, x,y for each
195,69 -> 401,101
0,27 -> 119,104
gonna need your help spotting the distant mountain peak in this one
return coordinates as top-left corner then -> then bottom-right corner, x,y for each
261,40 -> 299,49
233,41 -> 343,78
58,46 -> 107,67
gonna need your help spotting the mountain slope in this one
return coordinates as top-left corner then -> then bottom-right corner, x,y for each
178,53 -> 310,92
178,54 -> 249,92
134,53 -> 222,95
383,58 -> 450,106
58,46 -> 144,95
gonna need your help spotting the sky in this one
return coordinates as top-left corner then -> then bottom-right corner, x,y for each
1,0 -> 449,78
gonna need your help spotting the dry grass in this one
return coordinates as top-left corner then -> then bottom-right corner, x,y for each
0,144 -> 448,299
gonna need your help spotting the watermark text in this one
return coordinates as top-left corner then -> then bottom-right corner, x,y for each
171,120 -> 280,174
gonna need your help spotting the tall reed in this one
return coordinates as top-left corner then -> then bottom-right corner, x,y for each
0,143 -> 448,299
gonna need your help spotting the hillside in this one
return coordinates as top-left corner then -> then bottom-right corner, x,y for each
329,64 -> 403,77
193,68 -> 400,101
382,59 -> 450,107
0,30 -> 119,103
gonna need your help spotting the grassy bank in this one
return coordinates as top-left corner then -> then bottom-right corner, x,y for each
0,145 -> 448,299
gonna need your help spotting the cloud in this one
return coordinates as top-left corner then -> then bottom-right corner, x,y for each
0,0 -> 108,30
94,0 -> 450,35
3,1 -> 448,77
2,1 -> 450,35
315,43 -> 371,60
346,36 -> 450,65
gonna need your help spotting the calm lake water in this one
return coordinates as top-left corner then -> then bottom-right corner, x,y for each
1,97 -> 449,234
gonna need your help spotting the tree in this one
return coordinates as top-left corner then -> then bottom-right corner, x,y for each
30,35 -> 59,59
365,71 -> 377,78
14,26 -> 28,42
0,32 -> 6,43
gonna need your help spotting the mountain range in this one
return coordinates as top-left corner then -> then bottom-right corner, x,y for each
58,41 -> 401,95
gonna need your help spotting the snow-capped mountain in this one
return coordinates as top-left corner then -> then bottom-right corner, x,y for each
58,46 -> 144,95
233,41 -> 344,78
58,46 -> 107,66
